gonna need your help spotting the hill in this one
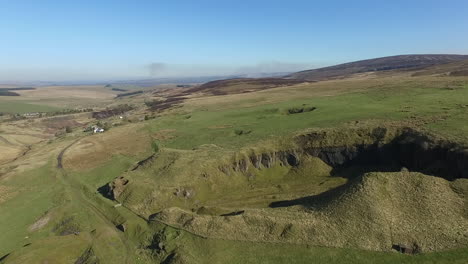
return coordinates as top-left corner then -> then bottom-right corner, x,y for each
185,55 -> 468,95
412,59 -> 468,77
287,54 -> 468,81
156,171 -> 468,253
0,88 -> 35,97
0,91 -> 20,96
186,78 -> 305,95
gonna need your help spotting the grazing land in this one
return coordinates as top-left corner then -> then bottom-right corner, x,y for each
1,57 -> 468,264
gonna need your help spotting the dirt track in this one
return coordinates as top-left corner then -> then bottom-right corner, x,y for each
57,140 -> 80,169
0,136 -> 12,145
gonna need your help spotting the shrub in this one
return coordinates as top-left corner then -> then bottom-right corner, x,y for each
286,106 -> 317,115
234,129 -> 252,136
151,141 -> 160,153
102,122 -> 111,131
65,126 -> 72,133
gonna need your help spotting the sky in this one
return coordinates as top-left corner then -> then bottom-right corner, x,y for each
1,0 -> 468,81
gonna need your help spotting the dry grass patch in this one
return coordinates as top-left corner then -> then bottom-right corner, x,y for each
28,212 -> 51,232
64,125 -> 152,170
16,85 -> 115,100
152,129 -> 176,141
0,185 -> 18,204
0,145 -> 23,165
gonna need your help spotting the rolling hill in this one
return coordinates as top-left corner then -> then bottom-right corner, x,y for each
411,59 -> 468,77
287,54 -> 468,81
185,78 -> 306,95
189,55 -> 468,96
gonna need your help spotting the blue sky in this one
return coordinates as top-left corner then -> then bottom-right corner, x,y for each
1,0 -> 467,81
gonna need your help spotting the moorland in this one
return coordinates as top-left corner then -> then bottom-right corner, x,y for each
0,55 -> 468,264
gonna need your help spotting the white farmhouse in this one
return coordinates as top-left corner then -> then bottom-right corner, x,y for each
91,125 -> 105,133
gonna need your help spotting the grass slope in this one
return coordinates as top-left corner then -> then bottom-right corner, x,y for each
155,172 -> 468,252
147,77 -> 468,149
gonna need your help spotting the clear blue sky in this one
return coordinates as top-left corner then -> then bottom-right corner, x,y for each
1,0 -> 467,81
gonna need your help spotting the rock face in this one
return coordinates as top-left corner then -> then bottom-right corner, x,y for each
102,127 -> 468,206
98,176 -> 129,200
219,127 -> 468,181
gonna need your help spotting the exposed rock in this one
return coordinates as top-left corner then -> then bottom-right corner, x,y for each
98,176 -> 129,200
174,187 -> 195,199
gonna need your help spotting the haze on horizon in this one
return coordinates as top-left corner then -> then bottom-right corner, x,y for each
1,0 -> 468,82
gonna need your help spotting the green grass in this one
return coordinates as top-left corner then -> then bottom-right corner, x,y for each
146,84 -> 468,150
152,224 -> 468,264
2,76 -> 468,263
69,155 -> 138,189
0,155 -> 150,262
0,163 -> 58,255
0,100 -> 60,113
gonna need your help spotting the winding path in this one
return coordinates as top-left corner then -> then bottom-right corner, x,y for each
56,139 -> 80,169
55,137 -> 139,264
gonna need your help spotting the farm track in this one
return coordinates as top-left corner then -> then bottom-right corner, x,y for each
56,137 -> 139,264
0,135 -> 13,145
57,139 -> 81,169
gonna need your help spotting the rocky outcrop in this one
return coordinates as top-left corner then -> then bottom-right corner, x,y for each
218,127 -> 468,181
98,176 -> 129,200
100,127 -> 468,216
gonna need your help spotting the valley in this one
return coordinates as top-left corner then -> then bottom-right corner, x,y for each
0,56 -> 468,263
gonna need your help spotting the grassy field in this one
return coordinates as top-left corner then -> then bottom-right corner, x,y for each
0,100 -> 60,113
0,85 -> 121,113
0,73 -> 467,263
147,77 -> 468,150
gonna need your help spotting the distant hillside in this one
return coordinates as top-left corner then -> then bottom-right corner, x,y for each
288,54 -> 468,81
186,78 -> 305,95
412,59 -> 468,77
0,87 -> 35,96
0,87 -> 35,91
0,91 -> 20,96
190,55 -> 468,95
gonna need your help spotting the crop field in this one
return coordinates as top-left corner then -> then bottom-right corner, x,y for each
0,69 -> 467,263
